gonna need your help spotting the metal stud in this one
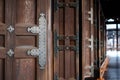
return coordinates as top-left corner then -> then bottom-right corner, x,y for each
7,49 -> 14,57
7,25 -> 14,33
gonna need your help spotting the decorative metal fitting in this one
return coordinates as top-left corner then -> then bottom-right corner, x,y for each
7,49 -> 14,57
87,35 -> 94,52
88,8 -> 93,24
27,13 -> 47,69
85,72 -> 92,76
85,66 -> 92,69
7,25 -> 14,33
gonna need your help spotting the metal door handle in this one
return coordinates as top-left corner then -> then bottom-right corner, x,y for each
27,13 -> 47,69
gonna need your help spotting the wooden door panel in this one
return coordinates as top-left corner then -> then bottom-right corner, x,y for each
16,0 -> 35,24
0,0 -> 5,23
82,0 -> 96,79
14,59 -> 36,80
0,0 -> 6,58
0,0 -> 6,79
53,0 -> 79,79
13,0 -> 38,80
0,0 -> 52,80
0,60 -> 4,80
15,35 -> 36,47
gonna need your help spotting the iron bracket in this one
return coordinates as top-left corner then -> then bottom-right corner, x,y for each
85,64 -> 94,77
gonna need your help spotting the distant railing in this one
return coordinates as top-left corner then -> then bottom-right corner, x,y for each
97,57 -> 109,80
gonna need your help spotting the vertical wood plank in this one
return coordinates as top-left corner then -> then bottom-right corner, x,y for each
53,5 -> 60,80
0,59 -> 4,80
0,0 -> 5,23
64,0 -> 71,79
59,5 -> 65,79
76,0 -> 80,79
13,0 -> 37,80
46,0 -> 53,80
15,59 -> 35,80
5,0 -> 13,80
82,0 -> 91,79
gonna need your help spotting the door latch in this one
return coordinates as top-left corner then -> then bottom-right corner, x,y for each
88,35 -> 94,52
27,13 -> 47,69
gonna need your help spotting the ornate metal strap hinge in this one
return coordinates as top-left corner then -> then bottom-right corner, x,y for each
54,0 -> 79,11
27,13 -> 47,69
54,30 -> 79,57
88,8 -> 93,24
87,35 -> 94,77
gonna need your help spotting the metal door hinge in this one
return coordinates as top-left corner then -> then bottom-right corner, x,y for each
54,0 -> 79,11
27,13 -> 47,69
7,49 -> 14,57
87,35 -> 94,52
85,64 -> 94,77
88,8 -> 93,24
7,25 -> 14,33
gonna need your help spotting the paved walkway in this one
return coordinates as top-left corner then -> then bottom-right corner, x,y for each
104,51 -> 120,80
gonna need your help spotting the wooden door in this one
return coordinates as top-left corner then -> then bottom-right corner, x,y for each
0,0 -> 53,80
53,0 -> 79,80
82,0 -> 96,79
